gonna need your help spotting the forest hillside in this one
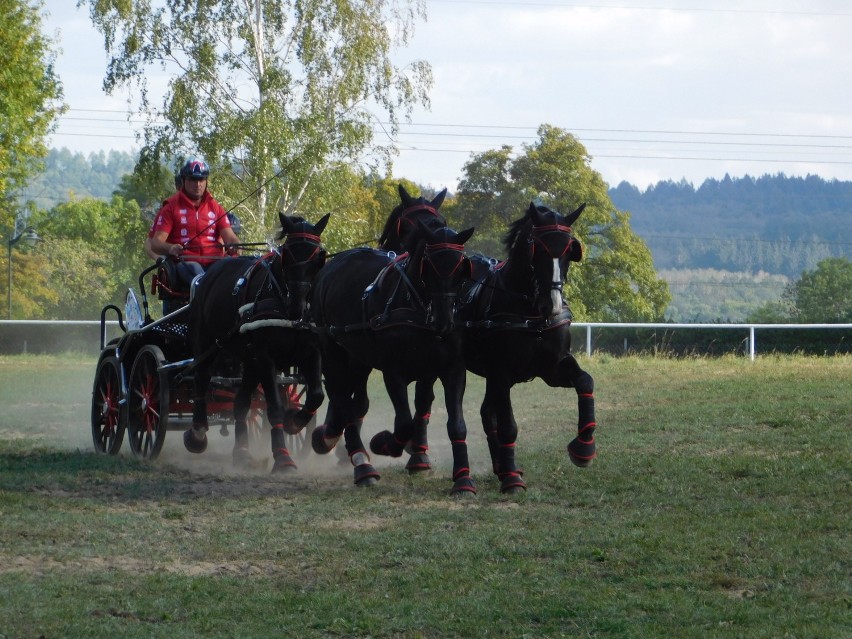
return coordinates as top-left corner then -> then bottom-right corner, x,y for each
20,151 -> 852,321
608,173 -> 851,278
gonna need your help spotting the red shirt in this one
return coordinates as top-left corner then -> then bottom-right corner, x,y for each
152,190 -> 232,266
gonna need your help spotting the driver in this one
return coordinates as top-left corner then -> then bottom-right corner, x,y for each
147,157 -> 240,286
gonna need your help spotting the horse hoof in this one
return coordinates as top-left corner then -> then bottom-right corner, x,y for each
369,430 -> 405,457
183,427 -> 208,454
567,437 -> 596,467
405,453 -> 432,473
311,425 -> 338,454
450,476 -> 477,497
354,463 -> 380,486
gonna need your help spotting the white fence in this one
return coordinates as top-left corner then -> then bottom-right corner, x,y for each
1,320 -> 851,360
572,322 -> 852,360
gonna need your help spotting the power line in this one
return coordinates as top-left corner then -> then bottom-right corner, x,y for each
50,110 -> 852,168
426,0 -> 852,19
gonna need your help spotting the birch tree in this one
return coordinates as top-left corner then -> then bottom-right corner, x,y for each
79,0 -> 432,238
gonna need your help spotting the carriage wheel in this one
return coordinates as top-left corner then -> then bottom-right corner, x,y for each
91,354 -> 125,455
127,345 -> 170,460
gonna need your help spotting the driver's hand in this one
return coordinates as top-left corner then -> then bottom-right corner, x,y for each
225,244 -> 240,257
168,244 -> 183,257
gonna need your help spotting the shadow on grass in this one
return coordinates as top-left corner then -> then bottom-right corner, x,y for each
0,445 -> 337,502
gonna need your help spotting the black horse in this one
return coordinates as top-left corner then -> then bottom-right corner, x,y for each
459,202 -> 596,492
309,222 -> 476,493
319,183 -> 451,470
183,212 -> 330,472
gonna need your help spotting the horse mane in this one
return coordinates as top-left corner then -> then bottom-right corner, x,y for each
378,207 -> 404,248
502,214 -> 532,255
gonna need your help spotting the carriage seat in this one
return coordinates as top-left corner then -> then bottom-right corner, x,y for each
152,259 -> 203,315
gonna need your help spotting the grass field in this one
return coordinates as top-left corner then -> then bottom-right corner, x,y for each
0,353 -> 850,638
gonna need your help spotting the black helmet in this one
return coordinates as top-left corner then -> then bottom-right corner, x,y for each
179,157 -> 210,180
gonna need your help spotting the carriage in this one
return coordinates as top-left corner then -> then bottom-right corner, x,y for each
90,256 -> 315,462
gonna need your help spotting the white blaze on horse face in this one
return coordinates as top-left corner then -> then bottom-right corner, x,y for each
550,258 -> 563,316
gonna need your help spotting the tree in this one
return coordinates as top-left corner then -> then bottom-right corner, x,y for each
30,195 -> 150,318
788,257 -> 852,323
0,0 -> 64,228
80,0 -> 433,240
114,162 -> 177,220
447,124 -> 670,322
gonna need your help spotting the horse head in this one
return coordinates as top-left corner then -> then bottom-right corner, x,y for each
379,184 -> 448,252
409,221 -> 475,335
277,212 -> 330,320
506,202 -> 584,319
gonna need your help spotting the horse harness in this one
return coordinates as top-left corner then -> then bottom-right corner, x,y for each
462,252 -> 574,334
324,243 -> 468,335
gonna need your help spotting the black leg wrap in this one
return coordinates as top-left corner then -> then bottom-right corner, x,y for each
449,441 -> 476,496
404,413 -> 430,455
350,449 -> 380,487
311,424 -> 340,454
405,452 -> 432,473
271,427 -> 297,472
369,430 -> 405,458
567,392 -> 597,467
451,469 -> 477,497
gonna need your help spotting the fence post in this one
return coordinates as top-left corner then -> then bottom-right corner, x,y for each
749,326 -> 756,361
586,325 -> 592,357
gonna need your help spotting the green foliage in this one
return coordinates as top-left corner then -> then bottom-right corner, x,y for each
747,257 -> 852,324
449,125 -> 670,321
80,0 -> 432,241
0,0 -> 64,227
788,257 -> 852,323
1,249 -> 56,319
27,195 -> 150,319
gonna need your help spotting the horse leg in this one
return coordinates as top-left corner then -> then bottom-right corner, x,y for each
559,355 -> 597,467
231,365 -> 260,468
369,372 -> 414,458
486,377 -> 527,493
253,353 -> 297,473
479,398 -> 501,476
441,365 -> 476,496
344,419 -> 379,488
405,379 -> 435,473
311,342 -> 351,454
340,369 -> 378,486
184,359 -> 212,454
282,347 -> 323,434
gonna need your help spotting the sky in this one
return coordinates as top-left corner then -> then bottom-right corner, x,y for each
42,0 -> 852,192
